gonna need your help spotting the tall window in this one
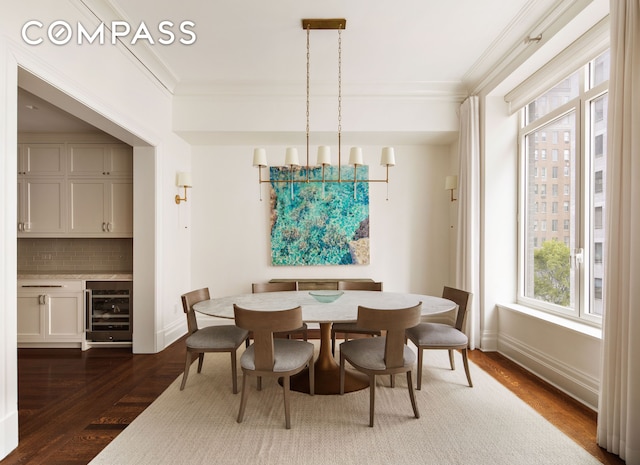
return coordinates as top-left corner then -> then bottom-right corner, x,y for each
519,50 -> 609,324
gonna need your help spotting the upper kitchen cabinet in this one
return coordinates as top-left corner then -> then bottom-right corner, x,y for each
17,143 -> 66,176
69,179 -> 133,237
17,178 -> 67,235
68,144 -> 133,177
16,137 -> 133,237
17,144 -> 67,236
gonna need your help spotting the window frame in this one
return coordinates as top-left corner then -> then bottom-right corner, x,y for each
517,61 -> 608,327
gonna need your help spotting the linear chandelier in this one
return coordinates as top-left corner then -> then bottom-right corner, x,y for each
252,18 -> 395,200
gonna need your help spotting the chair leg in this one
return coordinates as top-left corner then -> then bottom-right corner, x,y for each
416,347 -> 423,390
339,353 -> 345,395
462,348 -> 473,387
407,371 -> 420,419
230,349 -> 238,394
180,351 -> 193,391
237,372 -> 249,424
308,356 -> 315,396
283,375 -> 291,429
257,376 -> 262,391
448,349 -> 455,370
369,375 -> 376,427
197,353 -> 205,373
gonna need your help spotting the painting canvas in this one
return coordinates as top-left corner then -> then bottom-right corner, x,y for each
270,165 -> 370,266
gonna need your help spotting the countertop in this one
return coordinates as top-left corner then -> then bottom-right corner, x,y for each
18,272 -> 133,280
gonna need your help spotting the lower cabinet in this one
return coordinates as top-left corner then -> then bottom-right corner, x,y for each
17,280 -> 84,347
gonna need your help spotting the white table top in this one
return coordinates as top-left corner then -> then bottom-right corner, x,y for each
193,290 -> 455,324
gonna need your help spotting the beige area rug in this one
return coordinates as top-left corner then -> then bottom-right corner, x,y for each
90,342 -> 600,465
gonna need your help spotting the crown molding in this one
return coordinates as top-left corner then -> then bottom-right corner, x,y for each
76,0 -> 179,93
465,0 -> 596,95
173,80 -> 468,101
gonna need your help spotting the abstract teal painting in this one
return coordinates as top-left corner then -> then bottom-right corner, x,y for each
270,165 -> 370,266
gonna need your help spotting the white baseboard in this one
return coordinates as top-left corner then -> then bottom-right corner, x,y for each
0,409 -> 18,461
497,333 -> 599,410
163,318 -> 188,348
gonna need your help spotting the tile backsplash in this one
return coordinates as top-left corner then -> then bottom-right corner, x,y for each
18,238 -> 133,273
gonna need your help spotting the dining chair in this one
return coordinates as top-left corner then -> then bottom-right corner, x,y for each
251,282 -> 308,340
405,286 -> 473,390
233,304 -> 315,429
339,302 -> 422,427
331,281 -> 383,355
180,288 -> 250,394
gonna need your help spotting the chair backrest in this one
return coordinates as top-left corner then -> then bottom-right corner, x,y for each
181,288 -> 210,335
233,305 -> 303,371
252,281 -> 298,293
442,286 -> 472,331
356,303 -> 422,368
337,281 -> 383,291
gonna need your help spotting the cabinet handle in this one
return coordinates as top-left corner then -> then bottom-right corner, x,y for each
102,222 -> 106,232
107,222 -> 113,232
39,294 -> 46,305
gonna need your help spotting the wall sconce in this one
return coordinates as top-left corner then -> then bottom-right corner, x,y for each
175,172 -> 192,204
445,175 -> 458,202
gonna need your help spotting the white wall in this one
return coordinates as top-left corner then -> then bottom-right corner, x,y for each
190,144 -> 454,297
480,96 -> 519,350
0,3 -> 192,459
481,67 -> 603,410
0,37 -> 19,459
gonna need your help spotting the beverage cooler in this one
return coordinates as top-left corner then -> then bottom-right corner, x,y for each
85,281 -> 132,342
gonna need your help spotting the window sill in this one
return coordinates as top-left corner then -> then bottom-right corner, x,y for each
497,302 -> 602,340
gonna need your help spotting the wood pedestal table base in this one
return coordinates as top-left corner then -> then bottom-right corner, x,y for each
286,323 -> 369,395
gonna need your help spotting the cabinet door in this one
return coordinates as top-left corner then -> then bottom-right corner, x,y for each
106,145 -> 133,177
17,179 -> 25,232
69,180 -> 107,234
68,144 -> 107,176
68,144 -> 132,177
17,293 -> 45,341
69,180 -> 133,236
21,144 -> 66,176
106,180 -> 133,236
22,179 -> 66,235
46,293 -> 84,340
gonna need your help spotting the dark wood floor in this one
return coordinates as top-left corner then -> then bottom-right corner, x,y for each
1,335 -> 625,465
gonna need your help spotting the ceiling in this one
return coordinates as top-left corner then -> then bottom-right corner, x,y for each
102,0 -> 540,93
18,0 -> 604,135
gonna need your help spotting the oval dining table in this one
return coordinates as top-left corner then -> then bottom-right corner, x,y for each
193,290 -> 456,395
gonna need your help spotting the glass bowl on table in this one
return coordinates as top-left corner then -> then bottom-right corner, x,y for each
308,290 -> 344,303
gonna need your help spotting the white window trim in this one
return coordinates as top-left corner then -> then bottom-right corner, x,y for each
505,17 -> 609,113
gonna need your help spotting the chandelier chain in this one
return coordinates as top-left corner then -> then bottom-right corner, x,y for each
306,25 -> 310,139
337,26 -> 342,136
252,19 -> 394,200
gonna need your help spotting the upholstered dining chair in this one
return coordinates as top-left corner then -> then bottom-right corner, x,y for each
233,304 -> 315,429
251,282 -> 308,340
180,288 -> 249,394
405,286 -> 473,390
331,281 -> 383,355
339,302 -> 422,427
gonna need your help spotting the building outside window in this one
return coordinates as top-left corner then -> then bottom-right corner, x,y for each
519,50 -> 609,323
